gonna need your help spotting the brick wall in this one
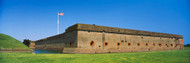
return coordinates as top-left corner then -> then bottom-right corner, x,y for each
34,23 -> 184,53
76,30 -> 183,53
35,31 -> 78,52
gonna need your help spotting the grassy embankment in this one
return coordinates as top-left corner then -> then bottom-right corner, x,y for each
0,33 -> 30,50
0,47 -> 190,63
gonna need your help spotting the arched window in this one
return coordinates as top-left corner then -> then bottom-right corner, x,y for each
89,41 -> 95,46
69,42 -> 72,46
175,44 -> 178,48
159,43 -> 162,46
165,44 -> 168,47
104,42 -> 109,46
153,43 -> 155,46
125,40 -> 127,42
171,44 -> 173,46
137,43 -> 140,46
127,42 -> 131,46
121,40 -> 124,42
146,43 -> 148,46
175,44 -> 178,47
117,42 -> 121,46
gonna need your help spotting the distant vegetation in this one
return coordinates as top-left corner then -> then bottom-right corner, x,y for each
0,47 -> 190,63
23,39 -> 31,47
0,33 -> 30,50
184,44 -> 190,47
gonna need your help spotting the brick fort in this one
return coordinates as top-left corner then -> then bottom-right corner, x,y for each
34,23 -> 184,53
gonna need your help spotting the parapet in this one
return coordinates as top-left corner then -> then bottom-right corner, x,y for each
66,23 -> 183,39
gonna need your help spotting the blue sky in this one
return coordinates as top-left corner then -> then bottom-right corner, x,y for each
0,0 -> 190,44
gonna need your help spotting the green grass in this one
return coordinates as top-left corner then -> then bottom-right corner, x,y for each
0,47 -> 190,63
0,33 -> 30,50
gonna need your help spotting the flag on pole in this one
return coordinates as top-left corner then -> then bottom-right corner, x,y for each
57,12 -> 63,34
58,12 -> 64,16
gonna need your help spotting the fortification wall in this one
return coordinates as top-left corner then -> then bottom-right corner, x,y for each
34,23 -> 184,53
75,30 -> 183,53
66,23 -> 183,39
35,31 -> 78,52
29,41 -> 35,49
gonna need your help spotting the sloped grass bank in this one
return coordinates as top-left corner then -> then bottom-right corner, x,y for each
0,33 -> 30,50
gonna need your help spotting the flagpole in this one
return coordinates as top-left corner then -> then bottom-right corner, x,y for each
57,12 -> 59,34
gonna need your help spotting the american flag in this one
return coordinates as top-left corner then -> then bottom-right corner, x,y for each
58,12 -> 64,16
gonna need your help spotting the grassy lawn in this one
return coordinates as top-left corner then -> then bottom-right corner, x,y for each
0,47 -> 190,63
